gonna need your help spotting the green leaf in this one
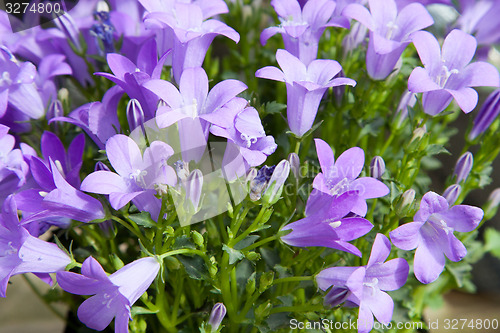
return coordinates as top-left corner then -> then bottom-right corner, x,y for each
222,244 -> 245,264
264,101 -> 287,114
128,212 -> 156,228
425,144 -> 450,157
177,255 -> 210,280
234,235 -> 260,250
484,228 -> 500,258
131,306 -> 159,316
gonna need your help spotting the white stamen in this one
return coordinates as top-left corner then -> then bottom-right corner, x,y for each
54,160 -> 65,177
39,191 -> 49,198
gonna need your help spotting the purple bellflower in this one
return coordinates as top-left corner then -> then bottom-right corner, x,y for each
469,89 -> 500,140
311,139 -> 389,216
0,125 -> 29,206
57,256 -> 160,333
81,134 -> 177,220
316,234 -> 409,333
457,0 -> 500,47
261,0 -> 349,65
343,0 -> 434,80
396,0 -> 452,9
144,67 -> 247,163
256,49 -> 356,137
143,2 -> 238,83
408,29 -> 500,115
281,190 -> 373,256
210,99 -> 278,180
0,196 -> 72,297
390,191 -> 483,284
53,86 -> 123,149
95,38 -> 170,120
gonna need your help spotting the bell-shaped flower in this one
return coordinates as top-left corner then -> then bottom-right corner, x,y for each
81,134 -> 177,220
56,256 -> 160,333
210,99 -> 277,180
143,2 -> 239,82
457,0 -> 500,47
0,196 -> 72,297
316,234 -> 409,333
144,67 -> 247,162
256,49 -> 355,137
390,191 -> 483,283
95,39 -> 170,120
408,29 -> 500,115
0,125 -> 29,206
343,0 -> 434,80
261,0 -> 349,65
311,139 -> 389,216
281,190 -> 373,256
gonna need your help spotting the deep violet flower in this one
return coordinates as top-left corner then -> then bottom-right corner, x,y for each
256,49 -> 356,137
316,234 -> 409,333
57,256 -> 160,333
261,0 -> 349,65
408,29 -> 500,115
311,139 -> 389,216
281,190 -> 373,256
390,191 -> 483,283
81,134 -> 177,220
343,0 -> 434,80
0,196 -> 71,297
468,89 -> 500,140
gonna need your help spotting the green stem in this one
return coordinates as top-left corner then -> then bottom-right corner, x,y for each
269,304 -> 325,315
111,216 -> 147,245
230,205 -> 269,247
272,276 -> 314,285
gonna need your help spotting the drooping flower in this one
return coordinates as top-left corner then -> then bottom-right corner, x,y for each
57,256 -> 160,333
408,29 -> 500,115
311,139 -> 389,216
142,2 -> 239,82
281,190 -> 373,256
316,234 -> 409,333
468,89 -> 500,140
0,196 -> 72,297
144,67 -> 247,162
343,0 -> 434,80
256,49 -> 356,137
261,0 -> 349,65
81,134 -> 177,220
390,191 -> 483,283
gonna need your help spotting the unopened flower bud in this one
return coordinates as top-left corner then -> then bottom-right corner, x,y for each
185,169 -> 203,211
55,14 -> 81,51
262,160 -> 290,205
411,126 -> 427,143
95,161 -> 110,172
208,303 -> 226,332
126,99 -> 145,132
191,230 -> 204,248
249,165 -> 275,201
396,189 -> 415,216
369,156 -> 385,179
453,152 -> 473,183
246,168 -> 258,183
396,90 -> 417,126
96,0 -> 110,13
288,153 -> 300,179
443,184 -> 461,206
484,188 -> 500,220
332,70 -> 346,107
469,89 -> 500,140
174,160 -> 190,181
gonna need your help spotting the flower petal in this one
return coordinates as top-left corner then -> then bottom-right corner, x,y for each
461,62 -> 500,88
413,235 -> 446,284
445,87 -> 478,113
436,205 -> 483,232
335,147 -> 364,180
442,29 -> 476,70
350,177 -> 389,199
366,258 -> 409,291
316,266 -> 360,290
367,234 -> 391,267
389,222 -> 424,251
408,67 -> 442,93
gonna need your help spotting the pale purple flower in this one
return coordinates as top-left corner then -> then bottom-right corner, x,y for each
453,151 -> 473,183
469,89 -> 500,140
390,191 -> 483,283
57,256 -> 160,333
396,0 -> 452,9
456,0 -> 500,46
144,67 -> 247,163
281,191 -> 373,256
81,134 -> 177,220
208,303 -> 226,332
261,0 -> 349,65
343,0 -> 434,80
311,139 -> 389,216
408,29 -> 500,115
0,196 -> 72,297
143,2 -> 238,82
210,100 -> 277,179
316,234 -> 409,333
256,49 -> 355,137
0,125 -> 29,205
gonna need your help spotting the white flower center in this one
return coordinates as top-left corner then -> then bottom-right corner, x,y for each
385,21 -> 399,40
240,133 -> 258,148
438,64 -> 460,87
0,71 -> 12,87
2,241 -> 18,257
329,177 -> 350,197
129,169 -> 148,188
363,277 -> 379,295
